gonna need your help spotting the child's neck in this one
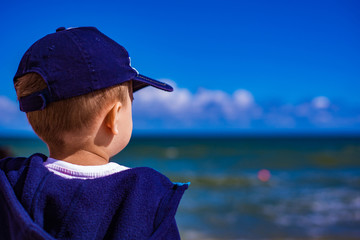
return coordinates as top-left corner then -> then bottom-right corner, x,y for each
49,148 -> 110,166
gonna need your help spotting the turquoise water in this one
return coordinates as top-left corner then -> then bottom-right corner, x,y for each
1,136 -> 360,239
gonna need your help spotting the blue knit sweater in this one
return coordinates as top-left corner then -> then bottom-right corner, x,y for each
0,153 -> 188,240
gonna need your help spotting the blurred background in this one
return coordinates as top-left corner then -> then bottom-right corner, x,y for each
1,0 -> 359,239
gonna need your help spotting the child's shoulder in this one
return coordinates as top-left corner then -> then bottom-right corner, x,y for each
123,166 -> 174,187
0,154 -> 41,181
0,155 -> 29,171
99,166 -> 189,201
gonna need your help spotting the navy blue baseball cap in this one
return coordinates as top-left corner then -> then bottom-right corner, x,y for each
14,26 -> 173,112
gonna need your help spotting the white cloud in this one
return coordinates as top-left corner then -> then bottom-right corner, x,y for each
133,81 -> 360,130
0,96 -> 21,123
233,89 -> 254,108
0,96 -> 17,113
0,82 -> 359,134
0,96 -> 31,132
312,96 -> 330,109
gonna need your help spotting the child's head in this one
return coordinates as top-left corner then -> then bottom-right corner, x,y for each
14,72 -> 132,147
13,27 -> 173,156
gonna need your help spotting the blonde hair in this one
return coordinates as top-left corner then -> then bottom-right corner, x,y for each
14,73 -> 132,146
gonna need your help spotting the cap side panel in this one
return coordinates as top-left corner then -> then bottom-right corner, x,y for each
46,31 -> 95,100
87,30 -> 138,88
68,29 -> 99,91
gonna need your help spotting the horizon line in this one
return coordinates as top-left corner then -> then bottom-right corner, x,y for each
1,130 -> 360,140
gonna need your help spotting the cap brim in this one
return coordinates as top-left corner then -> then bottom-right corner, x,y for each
133,74 -> 173,92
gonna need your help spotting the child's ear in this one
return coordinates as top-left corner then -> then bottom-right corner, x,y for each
105,102 -> 122,135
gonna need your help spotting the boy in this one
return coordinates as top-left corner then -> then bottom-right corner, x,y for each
0,27 -> 188,240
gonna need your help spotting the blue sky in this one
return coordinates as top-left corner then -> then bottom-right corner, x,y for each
0,0 -> 359,136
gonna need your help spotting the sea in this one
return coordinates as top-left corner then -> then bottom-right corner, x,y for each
1,135 -> 360,240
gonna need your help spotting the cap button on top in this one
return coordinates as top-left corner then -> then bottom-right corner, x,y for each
56,27 -> 66,32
